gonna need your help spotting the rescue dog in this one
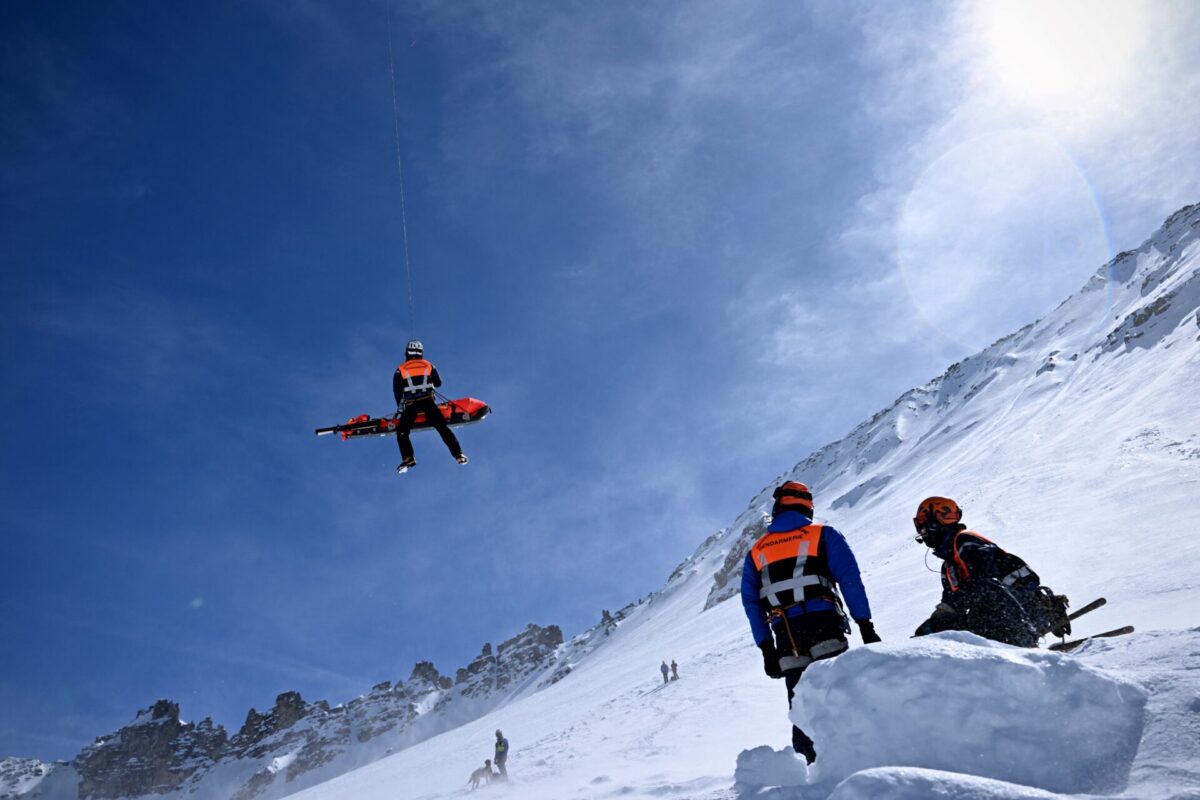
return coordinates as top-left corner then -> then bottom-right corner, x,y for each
467,759 -> 495,790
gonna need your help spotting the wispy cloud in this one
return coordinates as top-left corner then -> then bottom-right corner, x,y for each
745,0 -> 1200,451
21,282 -> 240,410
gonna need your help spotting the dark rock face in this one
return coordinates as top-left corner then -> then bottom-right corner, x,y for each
228,692 -> 348,800
74,701 -> 227,799
409,661 -> 451,690
706,515 -> 769,609
231,692 -> 314,758
459,624 -> 563,699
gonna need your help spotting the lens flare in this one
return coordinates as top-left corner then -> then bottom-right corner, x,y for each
897,129 -> 1112,350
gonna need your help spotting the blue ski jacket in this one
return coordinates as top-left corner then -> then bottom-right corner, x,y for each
740,511 -> 873,646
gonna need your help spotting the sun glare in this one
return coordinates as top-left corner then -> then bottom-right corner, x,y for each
974,1 -> 1150,118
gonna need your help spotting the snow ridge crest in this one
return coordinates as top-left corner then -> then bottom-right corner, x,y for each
704,202 -> 1200,608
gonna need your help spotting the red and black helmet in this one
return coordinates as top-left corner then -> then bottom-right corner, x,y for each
914,496 -> 962,533
772,481 -> 814,516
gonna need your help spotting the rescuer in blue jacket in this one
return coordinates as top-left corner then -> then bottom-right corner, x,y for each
741,481 -> 880,764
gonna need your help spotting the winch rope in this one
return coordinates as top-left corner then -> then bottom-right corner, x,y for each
384,1 -> 417,338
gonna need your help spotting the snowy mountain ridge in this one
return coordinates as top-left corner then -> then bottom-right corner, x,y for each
11,203 -> 1200,799
7,625 -> 565,800
268,202 -> 1199,800
705,201 -> 1200,617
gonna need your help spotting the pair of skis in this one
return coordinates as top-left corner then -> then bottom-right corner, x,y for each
1041,597 -> 1135,652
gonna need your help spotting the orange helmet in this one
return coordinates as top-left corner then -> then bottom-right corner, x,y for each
772,481 -> 814,515
914,496 -> 962,533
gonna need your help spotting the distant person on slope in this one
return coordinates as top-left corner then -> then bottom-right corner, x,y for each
912,497 -> 1066,647
670,660 -> 679,680
741,481 -> 880,765
661,660 -> 670,684
393,340 -> 467,472
494,729 -> 509,779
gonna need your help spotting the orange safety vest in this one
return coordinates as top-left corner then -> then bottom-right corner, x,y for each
397,359 -> 435,397
749,524 -> 837,609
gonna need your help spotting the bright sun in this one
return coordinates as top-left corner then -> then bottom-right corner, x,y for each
972,1 -> 1151,118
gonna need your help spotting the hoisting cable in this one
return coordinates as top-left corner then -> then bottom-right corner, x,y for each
384,1 -> 417,339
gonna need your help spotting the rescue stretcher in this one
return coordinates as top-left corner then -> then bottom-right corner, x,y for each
314,397 -> 491,441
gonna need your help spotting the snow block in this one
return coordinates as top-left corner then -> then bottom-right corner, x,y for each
734,746 -> 809,793
828,767 -> 1060,800
791,632 -> 1148,795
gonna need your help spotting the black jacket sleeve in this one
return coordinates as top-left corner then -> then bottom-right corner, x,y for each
430,366 -> 443,389
392,371 -> 404,406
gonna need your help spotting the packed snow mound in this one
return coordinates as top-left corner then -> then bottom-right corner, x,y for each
734,746 -> 809,793
828,767 -> 1060,799
792,632 -> 1148,796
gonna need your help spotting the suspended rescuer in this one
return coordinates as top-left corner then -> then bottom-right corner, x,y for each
741,481 -> 880,764
912,497 -> 1070,647
493,729 -> 509,779
393,340 -> 468,472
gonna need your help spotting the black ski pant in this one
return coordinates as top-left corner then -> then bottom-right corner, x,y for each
785,669 -> 816,760
396,395 -> 462,461
775,609 -> 847,763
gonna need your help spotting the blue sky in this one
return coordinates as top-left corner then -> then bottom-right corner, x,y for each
2,1 -> 1197,760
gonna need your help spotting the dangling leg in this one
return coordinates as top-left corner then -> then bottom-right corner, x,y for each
395,402 -> 420,467
785,668 -> 816,764
423,397 -> 464,460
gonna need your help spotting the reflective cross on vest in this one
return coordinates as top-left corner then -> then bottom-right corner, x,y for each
750,524 -> 837,609
397,359 -> 435,398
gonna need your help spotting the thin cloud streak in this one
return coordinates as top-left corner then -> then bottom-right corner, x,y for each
748,1 -> 1200,454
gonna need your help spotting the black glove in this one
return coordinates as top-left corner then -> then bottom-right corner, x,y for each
856,619 -> 882,644
914,603 -> 957,637
758,639 -> 783,679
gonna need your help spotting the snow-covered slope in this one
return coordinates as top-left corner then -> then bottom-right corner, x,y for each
15,205 -> 1200,800
275,204 -> 1200,800
0,759 -> 57,799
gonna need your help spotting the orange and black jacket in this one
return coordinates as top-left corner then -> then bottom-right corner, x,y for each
393,359 -> 442,405
935,529 -> 1038,600
918,528 -> 1039,646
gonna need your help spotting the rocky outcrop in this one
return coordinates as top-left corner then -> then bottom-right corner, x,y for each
31,623 -> 563,800
74,700 -> 227,799
457,624 -> 563,698
705,515 -> 768,609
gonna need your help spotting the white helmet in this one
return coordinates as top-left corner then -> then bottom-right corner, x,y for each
406,340 -> 424,359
